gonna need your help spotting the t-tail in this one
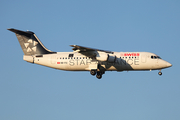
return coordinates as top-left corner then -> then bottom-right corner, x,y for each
8,28 -> 56,63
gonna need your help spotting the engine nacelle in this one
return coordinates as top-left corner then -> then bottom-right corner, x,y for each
107,54 -> 116,63
96,53 -> 116,63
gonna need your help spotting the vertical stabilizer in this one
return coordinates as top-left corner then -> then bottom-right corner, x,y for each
8,28 -> 56,55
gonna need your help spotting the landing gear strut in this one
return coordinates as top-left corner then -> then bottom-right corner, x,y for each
158,70 -> 162,76
90,64 -> 105,79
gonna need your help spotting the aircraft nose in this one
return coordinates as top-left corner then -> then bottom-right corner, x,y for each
166,62 -> 172,68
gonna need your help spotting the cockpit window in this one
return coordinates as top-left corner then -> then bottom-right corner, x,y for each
157,56 -> 161,59
151,55 -> 162,59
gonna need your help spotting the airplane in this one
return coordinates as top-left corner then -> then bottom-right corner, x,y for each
8,28 -> 172,79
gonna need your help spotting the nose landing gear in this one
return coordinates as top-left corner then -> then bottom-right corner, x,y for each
158,70 -> 162,76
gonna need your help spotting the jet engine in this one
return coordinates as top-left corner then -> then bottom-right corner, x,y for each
96,52 -> 116,63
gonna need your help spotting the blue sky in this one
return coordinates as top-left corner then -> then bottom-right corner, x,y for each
0,0 -> 180,120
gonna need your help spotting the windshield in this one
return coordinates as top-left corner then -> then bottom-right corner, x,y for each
151,55 -> 162,59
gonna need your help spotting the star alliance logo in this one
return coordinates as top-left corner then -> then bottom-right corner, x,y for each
24,39 -> 38,53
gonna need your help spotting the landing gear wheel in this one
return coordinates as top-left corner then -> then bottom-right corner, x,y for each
96,72 -> 102,79
158,71 -> 162,76
96,74 -> 102,79
90,70 -> 96,76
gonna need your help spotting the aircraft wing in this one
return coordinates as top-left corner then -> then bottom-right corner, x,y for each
70,45 -> 114,56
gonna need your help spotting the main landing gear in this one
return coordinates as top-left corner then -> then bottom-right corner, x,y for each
158,70 -> 162,76
90,70 -> 105,79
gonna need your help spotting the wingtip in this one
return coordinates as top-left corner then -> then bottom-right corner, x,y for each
7,28 -> 14,31
70,45 -> 77,47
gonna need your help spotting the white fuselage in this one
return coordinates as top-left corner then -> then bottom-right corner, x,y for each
8,28 -> 172,79
25,52 -> 171,72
